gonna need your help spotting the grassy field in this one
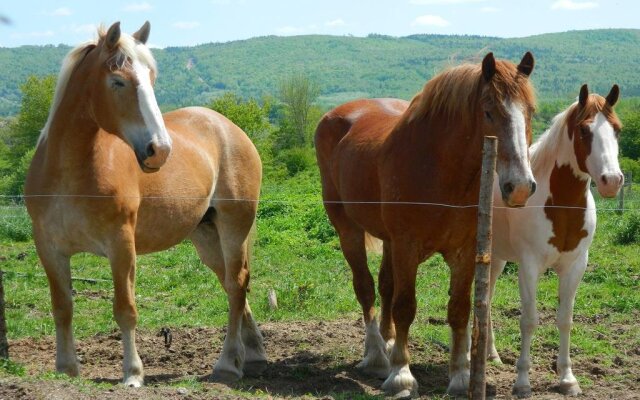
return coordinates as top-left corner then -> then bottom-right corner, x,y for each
1,167 -> 639,398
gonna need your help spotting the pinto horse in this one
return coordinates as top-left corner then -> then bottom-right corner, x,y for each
24,22 -> 265,386
315,52 -> 537,397
488,84 -> 623,397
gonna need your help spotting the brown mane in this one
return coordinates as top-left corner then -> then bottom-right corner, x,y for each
406,60 -> 536,130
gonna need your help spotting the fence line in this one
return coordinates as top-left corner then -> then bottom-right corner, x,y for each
0,194 -> 639,212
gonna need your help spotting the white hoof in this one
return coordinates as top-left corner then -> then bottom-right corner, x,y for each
356,352 -> 391,379
381,365 -> 418,398
559,380 -> 582,396
447,370 -> 470,397
123,375 -> 144,388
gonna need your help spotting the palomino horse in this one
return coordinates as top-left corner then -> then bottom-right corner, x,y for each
315,52 -> 537,397
488,84 -> 623,397
24,22 -> 265,386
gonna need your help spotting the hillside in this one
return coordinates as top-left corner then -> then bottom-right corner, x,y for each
0,29 -> 639,116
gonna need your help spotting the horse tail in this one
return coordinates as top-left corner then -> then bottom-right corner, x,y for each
364,232 -> 383,255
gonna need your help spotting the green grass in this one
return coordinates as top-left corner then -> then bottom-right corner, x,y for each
1,168 -> 639,397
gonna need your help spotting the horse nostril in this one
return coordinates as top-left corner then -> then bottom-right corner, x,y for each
530,180 -> 537,195
503,182 -> 514,196
601,175 -> 608,185
146,143 -> 155,158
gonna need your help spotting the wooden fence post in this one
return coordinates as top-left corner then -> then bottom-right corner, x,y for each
469,136 -> 498,399
617,184 -> 624,215
0,269 -> 8,359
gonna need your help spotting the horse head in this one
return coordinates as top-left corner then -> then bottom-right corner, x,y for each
87,21 -> 171,172
569,84 -> 623,197
480,52 -> 537,207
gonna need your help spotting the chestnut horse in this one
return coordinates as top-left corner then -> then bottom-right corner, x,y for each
24,22 -> 265,386
488,84 -> 622,397
315,52 -> 537,397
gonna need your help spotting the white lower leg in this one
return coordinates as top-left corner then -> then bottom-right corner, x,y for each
121,329 -> 144,387
357,317 -> 390,378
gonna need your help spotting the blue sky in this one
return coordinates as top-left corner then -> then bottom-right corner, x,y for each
1,0 -> 638,48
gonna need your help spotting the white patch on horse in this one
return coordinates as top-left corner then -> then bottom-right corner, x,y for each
133,60 -> 171,149
375,98 -> 406,116
588,112 -> 620,176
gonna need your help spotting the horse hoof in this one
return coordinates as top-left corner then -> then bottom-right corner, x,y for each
211,367 -> 243,384
381,366 -> 418,399
487,354 -> 503,364
559,381 -> 582,396
512,385 -> 532,398
123,375 -> 144,388
356,362 -> 390,379
56,361 -> 80,377
243,360 -> 268,377
446,385 -> 469,398
447,370 -> 470,398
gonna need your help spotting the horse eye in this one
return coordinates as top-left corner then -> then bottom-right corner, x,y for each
484,111 -> 493,122
111,79 -> 126,89
580,126 -> 591,137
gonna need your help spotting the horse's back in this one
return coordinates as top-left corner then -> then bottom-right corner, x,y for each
315,98 -> 407,239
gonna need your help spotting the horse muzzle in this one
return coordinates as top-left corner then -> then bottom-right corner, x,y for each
596,172 -> 623,198
136,139 -> 171,173
501,179 -> 536,208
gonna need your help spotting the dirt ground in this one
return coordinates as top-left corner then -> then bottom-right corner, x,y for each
1,319 -> 639,399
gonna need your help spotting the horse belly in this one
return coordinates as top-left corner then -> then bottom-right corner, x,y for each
134,198 -> 210,254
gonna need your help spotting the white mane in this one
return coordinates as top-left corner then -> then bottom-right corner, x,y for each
37,27 -> 157,145
529,102 -> 576,174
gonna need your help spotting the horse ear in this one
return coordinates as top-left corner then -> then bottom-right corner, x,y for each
517,51 -> 534,77
133,21 -> 151,44
579,84 -> 589,107
482,52 -> 496,82
105,22 -> 121,50
606,84 -> 620,107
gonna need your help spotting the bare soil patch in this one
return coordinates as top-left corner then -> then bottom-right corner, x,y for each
2,319 -> 639,399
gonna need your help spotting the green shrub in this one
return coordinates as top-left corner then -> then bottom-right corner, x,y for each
275,147 -> 316,176
612,213 -> 640,245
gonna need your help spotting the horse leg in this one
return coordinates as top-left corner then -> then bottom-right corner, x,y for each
326,205 -> 388,378
107,232 -> 144,387
36,240 -> 78,377
443,250 -> 475,397
378,240 -> 396,353
555,255 -> 587,396
190,222 -> 267,378
512,261 -> 542,397
381,240 -> 420,398
206,209 -> 259,383
488,258 -> 507,363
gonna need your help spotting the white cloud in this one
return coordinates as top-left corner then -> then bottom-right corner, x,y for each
325,19 -> 346,28
412,15 -> 450,27
551,0 -> 598,10
410,0 -> 485,4
124,2 -> 153,12
51,7 -> 72,17
173,21 -> 200,30
480,6 -> 500,12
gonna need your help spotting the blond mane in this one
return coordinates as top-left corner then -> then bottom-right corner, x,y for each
37,26 -> 157,145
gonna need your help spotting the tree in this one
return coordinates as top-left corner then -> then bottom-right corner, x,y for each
10,75 -> 56,157
620,111 -> 640,160
209,92 -> 273,141
0,75 -> 55,199
276,73 -> 320,149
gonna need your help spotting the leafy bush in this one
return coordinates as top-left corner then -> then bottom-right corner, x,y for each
303,204 -> 336,243
619,157 -> 640,183
275,147 -> 316,177
612,213 -> 640,245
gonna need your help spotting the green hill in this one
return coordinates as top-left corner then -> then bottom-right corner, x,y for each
1,29 -> 639,116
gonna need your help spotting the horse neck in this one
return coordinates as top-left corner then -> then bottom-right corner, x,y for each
392,112 -> 485,193
42,82 -> 100,172
531,114 -> 590,201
